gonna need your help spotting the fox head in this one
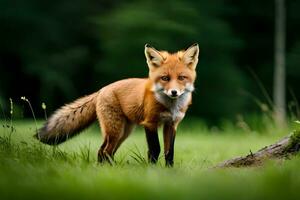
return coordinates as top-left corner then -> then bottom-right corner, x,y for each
145,44 -> 199,100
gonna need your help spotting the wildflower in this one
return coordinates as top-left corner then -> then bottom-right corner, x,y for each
21,96 -> 29,102
42,102 -> 46,110
9,98 -> 13,115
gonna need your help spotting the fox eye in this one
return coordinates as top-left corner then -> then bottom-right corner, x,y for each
178,76 -> 186,81
161,76 -> 170,81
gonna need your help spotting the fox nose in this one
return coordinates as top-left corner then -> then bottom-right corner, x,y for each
171,90 -> 178,97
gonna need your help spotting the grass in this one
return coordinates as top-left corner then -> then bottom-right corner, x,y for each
0,119 -> 300,200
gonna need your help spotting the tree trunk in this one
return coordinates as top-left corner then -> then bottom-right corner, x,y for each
273,0 -> 286,127
216,131 -> 300,168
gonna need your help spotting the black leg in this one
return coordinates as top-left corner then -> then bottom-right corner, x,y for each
98,136 -> 108,163
144,127 -> 160,164
163,122 -> 176,167
98,135 -> 118,164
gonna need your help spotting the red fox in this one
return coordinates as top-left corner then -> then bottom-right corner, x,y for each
36,43 -> 199,166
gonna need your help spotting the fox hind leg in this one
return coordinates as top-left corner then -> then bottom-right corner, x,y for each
113,121 -> 134,155
98,121 -> 134,163
98,122 -> 134,164
98,134 -> 120,163
96,106 -> 127,163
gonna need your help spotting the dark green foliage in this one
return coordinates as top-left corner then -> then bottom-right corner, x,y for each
0,0 -> 300,122
96,0 -> 247,120
285,130 -> 300,153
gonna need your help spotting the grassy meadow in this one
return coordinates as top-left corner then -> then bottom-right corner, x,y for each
0,119 -> 300,200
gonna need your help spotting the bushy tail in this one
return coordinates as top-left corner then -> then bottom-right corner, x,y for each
35,92 -> 98,145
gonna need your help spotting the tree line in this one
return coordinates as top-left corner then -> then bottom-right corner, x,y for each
0,0 -> 299,123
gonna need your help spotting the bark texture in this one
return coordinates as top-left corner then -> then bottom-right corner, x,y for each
217,131 -> 300,168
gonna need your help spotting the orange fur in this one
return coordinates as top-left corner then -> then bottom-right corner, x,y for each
36,43 -> 199,166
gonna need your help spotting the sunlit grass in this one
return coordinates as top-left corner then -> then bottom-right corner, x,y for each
0,120 -> 299,200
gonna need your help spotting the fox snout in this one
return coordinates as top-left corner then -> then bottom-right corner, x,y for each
154,83 -> 194,99
171,90 -> 178,97
164,88 -> 183,99
164,83 -> 195,99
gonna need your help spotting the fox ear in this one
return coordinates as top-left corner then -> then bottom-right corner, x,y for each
182,43 -> 199,70
144,44 -> 164,68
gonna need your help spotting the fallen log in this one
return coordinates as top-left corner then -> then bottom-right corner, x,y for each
217,130 -> 300,168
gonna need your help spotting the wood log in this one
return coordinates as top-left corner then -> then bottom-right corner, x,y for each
216,130 -> 300,168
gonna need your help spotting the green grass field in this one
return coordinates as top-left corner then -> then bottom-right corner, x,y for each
0,120 -> 299,200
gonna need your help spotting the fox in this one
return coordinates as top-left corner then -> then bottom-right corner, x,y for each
35,43 -> 199,166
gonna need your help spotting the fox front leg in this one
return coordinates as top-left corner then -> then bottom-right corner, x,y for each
144,127 -> 161,164
163,122 -> 176,167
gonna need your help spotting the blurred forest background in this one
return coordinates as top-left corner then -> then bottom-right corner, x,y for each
0,0 -> 299,124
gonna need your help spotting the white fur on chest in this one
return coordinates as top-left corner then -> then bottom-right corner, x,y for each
155,92 -> 190,122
